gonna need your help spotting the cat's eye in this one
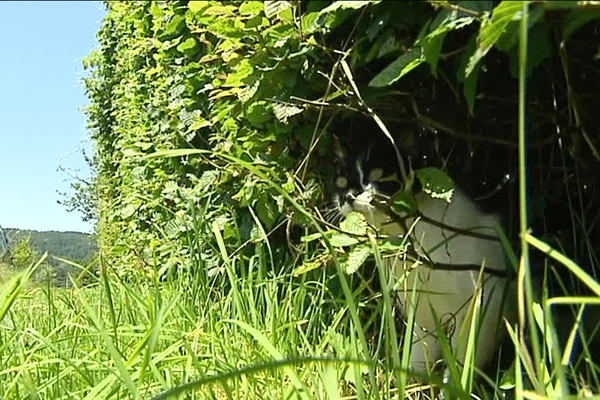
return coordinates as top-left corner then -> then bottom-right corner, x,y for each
368,168 -> 383,181
335,176 -> 348,189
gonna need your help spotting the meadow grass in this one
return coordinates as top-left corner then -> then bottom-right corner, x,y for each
1,222 -> 598,400
0,244 -> 385,400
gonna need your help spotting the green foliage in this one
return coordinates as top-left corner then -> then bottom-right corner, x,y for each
76,0 -> 600,398
415,167 -> 454,202
57,148 -> 99,224
84,0 -> 323,276
11,237 -> 37,270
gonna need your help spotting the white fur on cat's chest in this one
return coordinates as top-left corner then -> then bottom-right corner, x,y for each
349,188 -> 513,372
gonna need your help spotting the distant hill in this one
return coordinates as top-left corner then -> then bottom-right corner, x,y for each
5,228 -> 97,264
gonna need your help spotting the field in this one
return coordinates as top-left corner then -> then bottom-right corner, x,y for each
1,231 -> 599,399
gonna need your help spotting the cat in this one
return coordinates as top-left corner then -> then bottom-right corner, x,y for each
331,131 -> 514,374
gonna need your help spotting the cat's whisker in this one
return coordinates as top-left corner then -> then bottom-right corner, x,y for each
320,202 -> 343,224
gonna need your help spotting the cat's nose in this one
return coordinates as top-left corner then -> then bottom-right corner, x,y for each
342,190 -> 358,210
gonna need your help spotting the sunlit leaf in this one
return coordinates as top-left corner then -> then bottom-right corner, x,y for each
188,1 -> 210,13
415,167 -> 454,203
273,102 -> 303,123
368,47 -> 424,87
320,1 -> 379,13
159,15 -> 186,41
121,205 -> 136,219
224,59 -> 254,87
330,233 -> 359,247
344,245 -> 371,274
293,252 -> 332,276
176,37 -> 200,56
466,1 -> 522,75
240,1 -> 264,15
264,1 -> 292,19
340,212 -> 367,236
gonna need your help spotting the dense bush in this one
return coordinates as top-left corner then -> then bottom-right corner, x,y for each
81,0 -> 600,396
85,0 -> 600,275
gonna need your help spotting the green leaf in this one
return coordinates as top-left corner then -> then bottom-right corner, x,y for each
330,233 -> 359,247
203,4 -> 237,16
300,11 -> 334,34
225,59 -> 254,87
165,219 -> 183,238
159,15 -> 186,41
415,167 -> 454,203
421,31 -> 444,78
344,245 -> 371,274
187,115 -> 212,132
562,9 -> 600,41
368,47 -> 424,87
300,232 -> 325,243
176,37 -> 200,57
264,1 -> 292,19
293,252 -> 331,276
494,6 -> 544,52
378,240 -> 408,254
466,1 -> 522,76
300,12 -> 320,34
458,35 -> 479,115
391,191 -> 416,215
198,170 -> 219,191
244,14 -> 268,29
239,77 -> 260,103
301,1 -> 378,34
245,100 -> 273,126
320,1 -> 379,13
462,63 -> 478,115
224,319 -> 308,394
188,1 -> 210,13
340,212 -> 367,236
121,205 -> 136,219
256,195 -> 278,230
150,2 -> 164,18
365,31 -> 402,63
0,274 -> 23,325
273,102 -> 303,123
418,11 -> 475,77
240,1 -> 264,15
480,1 -> 523,50
278,7 -> 294,22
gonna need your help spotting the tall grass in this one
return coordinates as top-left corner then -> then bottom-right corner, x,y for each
0,212 -> 384,399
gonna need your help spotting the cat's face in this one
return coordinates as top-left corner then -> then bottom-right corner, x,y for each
332,134 -> 404,221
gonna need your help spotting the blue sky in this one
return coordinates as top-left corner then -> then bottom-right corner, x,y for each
0,1 -> 106,233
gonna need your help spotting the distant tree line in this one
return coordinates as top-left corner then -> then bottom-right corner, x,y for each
3,229 -> 98,287
5,229 -> 97,264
